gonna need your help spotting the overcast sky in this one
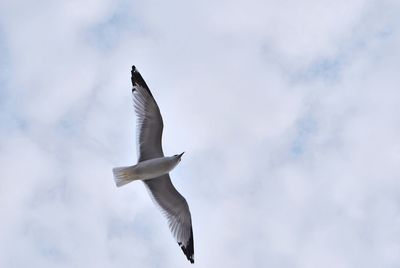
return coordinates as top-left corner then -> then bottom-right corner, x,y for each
1,0 -> 400,267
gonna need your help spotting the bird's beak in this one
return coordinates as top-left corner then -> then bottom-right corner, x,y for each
178,152 -> 185,158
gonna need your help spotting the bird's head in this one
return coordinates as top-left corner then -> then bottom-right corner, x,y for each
174,152 -> 185,162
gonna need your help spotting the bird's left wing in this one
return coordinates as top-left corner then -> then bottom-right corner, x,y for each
131,66 -> 164,161
144,175 -> 194,263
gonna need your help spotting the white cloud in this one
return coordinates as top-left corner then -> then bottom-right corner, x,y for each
1,0 -> 400,267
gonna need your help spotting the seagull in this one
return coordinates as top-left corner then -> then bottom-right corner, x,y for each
112,66 -> 194,263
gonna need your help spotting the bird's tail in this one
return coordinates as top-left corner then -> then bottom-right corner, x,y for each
112,166 -> 140,187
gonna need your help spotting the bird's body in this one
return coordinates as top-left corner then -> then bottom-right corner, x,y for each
112,66 -> 194,263
113,154 -> 183,186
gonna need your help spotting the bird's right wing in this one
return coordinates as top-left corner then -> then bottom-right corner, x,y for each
144,174 -> 194,263
131,66 -> 164,161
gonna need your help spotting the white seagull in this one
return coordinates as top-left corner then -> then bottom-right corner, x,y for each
112,66 -> 194,263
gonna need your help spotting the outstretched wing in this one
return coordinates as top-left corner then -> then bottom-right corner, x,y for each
145,175 -> 194,263
131,66 -> 194,263
131,65 -> 164,161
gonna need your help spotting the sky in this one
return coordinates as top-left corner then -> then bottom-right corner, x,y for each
1,0 -> 400,267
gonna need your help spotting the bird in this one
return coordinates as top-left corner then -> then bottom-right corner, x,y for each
112,66 -> 194,263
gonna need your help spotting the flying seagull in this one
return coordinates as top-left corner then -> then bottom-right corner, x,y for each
112,66 -> 194,263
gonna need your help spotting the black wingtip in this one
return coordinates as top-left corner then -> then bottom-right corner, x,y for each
130,65 -> 153,97
180,244 -> 194,264
179,228 -> 194,264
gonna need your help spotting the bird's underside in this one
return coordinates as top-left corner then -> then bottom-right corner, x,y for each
113,66 -> 194,263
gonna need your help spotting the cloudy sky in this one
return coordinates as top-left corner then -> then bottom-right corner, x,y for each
1,0 -> 400,267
